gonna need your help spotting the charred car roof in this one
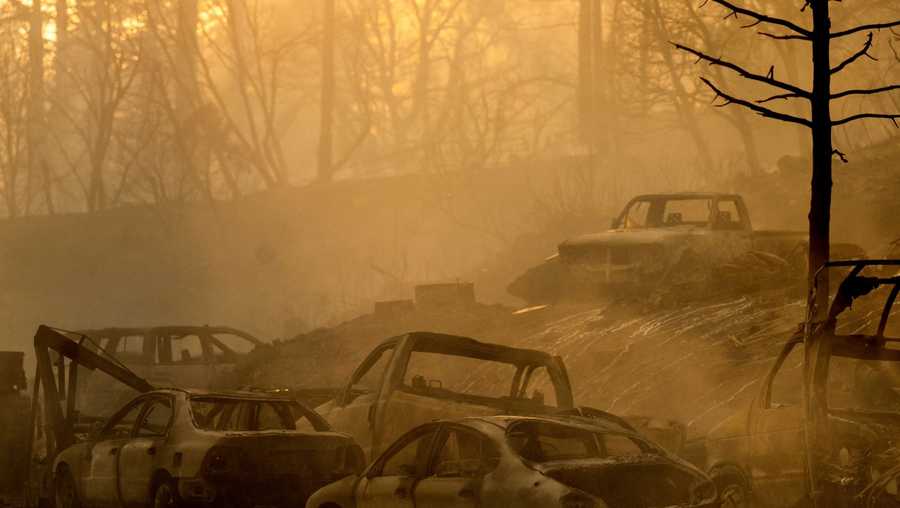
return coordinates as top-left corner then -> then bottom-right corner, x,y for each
151,387 -> 307,402
628,192 -> 742,201
380,331 -> 560,366
74,325 -> 264,344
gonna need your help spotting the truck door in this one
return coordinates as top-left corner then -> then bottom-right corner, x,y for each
712,197 -> 753,260
118,396 -> 174,507
749,340 -> 806,508
83,400 -> 146,507
324,343 -> 396,459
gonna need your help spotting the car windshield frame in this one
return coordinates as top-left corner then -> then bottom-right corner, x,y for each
620,198 -> 714,229
615,195 -> 746,230
505,420 -> 655,463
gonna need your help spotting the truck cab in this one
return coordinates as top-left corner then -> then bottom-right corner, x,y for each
612,193 -> 752,231
315,331 -> 574,459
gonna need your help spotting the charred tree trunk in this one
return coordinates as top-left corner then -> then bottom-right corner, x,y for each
808,1 -> 831,322
317,0 -> 335,183
804,4 -> 833,506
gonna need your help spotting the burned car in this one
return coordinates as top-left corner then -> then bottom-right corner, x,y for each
315,331 -> 685,460
62,326 -> 266,415
51,389 -> 363,508
307,415 -> 717,508
73,326 -> 264,386
509,193 -> 865,302
26,326 -> 363,508
702,260 -> 900,508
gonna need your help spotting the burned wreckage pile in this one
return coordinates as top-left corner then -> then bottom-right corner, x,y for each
6,258 -> 900,508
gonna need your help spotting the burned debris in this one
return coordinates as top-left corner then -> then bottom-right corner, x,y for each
701,261 -> 900,508
1,0 -> 900,505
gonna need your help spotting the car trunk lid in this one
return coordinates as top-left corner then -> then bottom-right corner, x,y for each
536,457 -> 714,508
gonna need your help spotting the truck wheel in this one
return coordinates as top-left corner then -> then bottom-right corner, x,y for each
54,469 -> 80,508
151,479 -> 180,508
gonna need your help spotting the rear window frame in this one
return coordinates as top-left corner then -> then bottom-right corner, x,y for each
188,396 -> 331,432
505,420 -> 656,463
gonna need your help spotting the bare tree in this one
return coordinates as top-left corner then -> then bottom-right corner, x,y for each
675,0 -> 900,319
0,2 -> 29,217
51,0 -> 144,212
317,0 -> 335,182
676,2 -> 900,504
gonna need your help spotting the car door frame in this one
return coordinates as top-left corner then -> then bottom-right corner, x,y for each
356,423 -> 441,508
413,423 -> 496,508
332,339 -> 401,457
747,337 -> 806,507
117,394 -> 176,508
82,396 -> 150,508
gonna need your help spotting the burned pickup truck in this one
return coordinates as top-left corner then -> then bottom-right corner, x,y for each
314,331 -> 684,460
699,260 -> 900,508
509,193 -> 865,302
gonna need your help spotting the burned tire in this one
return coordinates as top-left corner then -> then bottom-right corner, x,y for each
151,478 -> 181,508
54,468 -> 80,508
714,473 -> 750,508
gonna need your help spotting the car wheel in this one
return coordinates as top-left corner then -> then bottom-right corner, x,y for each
152,479 -> 180,508
55,469 -> 80,508
716,477 -> 750,508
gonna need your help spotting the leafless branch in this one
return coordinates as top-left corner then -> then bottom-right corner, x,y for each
831,32 -> 876,75
758,92 -> 802,103
831,20 -> 900,39
699,77 -> 812,126
832,112 -> 900,127
706,0 -> 812,38
831,84 -> 900,100
832,149 -> 848,163
673,43 -> 811,98
758,31 -> 810,41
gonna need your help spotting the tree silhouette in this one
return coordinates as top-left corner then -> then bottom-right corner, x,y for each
675,0 -> 900,320
676,2 -> 900,504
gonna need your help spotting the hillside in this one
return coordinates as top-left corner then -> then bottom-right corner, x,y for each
240,290 -> 803,438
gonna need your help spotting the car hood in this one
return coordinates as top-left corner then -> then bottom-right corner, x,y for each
561,227 -> 707,249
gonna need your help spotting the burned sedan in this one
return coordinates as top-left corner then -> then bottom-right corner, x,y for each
306,415 -> 717,508
51,389 -> 364,508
